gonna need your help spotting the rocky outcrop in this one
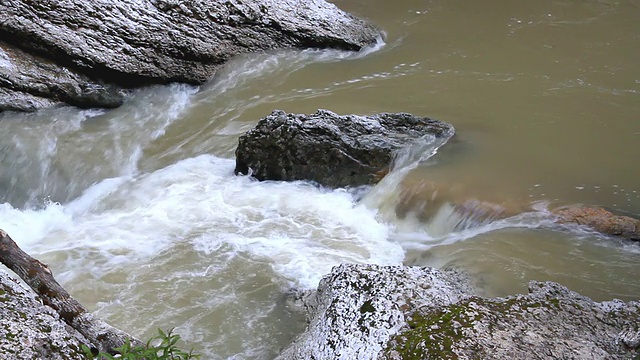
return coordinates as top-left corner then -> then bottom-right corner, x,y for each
0,0 -> 381,112
0,270 -> 88,359
276,264 -> 470,360
235,110 -> 455,188
233,110 -> 640,242
383,281 -> 640,360
278,264 -> 640,360
554,206 -> 640,241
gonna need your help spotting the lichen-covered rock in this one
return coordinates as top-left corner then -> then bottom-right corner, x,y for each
235,110 -> 455,188
279,265 -> 640,360
0,0 -> 380,111
554,206 -> 640,241
0,270 -> 89,359
382,281 -> 640,360
276,264 -> 469,360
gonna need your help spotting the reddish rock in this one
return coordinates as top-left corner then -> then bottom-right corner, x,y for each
554,206 -> 640,241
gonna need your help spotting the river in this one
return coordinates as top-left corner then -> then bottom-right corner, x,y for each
1,0 -> 639,358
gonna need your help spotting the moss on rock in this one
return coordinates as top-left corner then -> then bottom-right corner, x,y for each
383,282 -> 640,360
0,270 -> 90,359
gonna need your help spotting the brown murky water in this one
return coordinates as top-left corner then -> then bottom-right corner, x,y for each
1,0 -> 639,358
332,0 -> 640,299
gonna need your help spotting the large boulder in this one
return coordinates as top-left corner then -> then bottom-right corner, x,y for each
0,270 -> 89,359
0,0 -> 381,111
277,264 -> 640,360
276,264 -> 470,360
234,110 -> 455,188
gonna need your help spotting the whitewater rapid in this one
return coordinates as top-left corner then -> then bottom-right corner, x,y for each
2,34 -> 639,358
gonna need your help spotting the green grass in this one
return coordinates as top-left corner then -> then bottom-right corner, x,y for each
82,328 -> 200,360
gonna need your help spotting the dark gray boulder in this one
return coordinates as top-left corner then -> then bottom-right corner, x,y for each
277,264 -> 640,360
0,270 -> 89,359
235,110 -> 455,188
0,0 -> 380,112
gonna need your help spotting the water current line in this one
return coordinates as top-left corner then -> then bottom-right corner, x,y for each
361,128 -> 454,223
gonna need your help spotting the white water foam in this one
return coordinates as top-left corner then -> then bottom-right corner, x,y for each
0,84 -> 196,207
0,201 -> 72,251
392,208 -> 558,251
1,154 -> 402,289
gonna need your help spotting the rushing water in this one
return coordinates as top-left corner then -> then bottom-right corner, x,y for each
1,0 -> 639,358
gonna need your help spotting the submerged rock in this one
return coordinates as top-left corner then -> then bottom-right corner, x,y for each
0,0 -> 381,111
554,206 -> 640,241
0,270 -> 88,359
278,264 -> 640,360
235,110 -> 455,188
394,177 -> 527,230
391,177 -> 640,242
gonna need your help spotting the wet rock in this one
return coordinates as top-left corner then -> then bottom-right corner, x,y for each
554,206 -> 640,241
0,270 -> 89,359
275,264 -> 470,360
0,87 -> 61,113
391,177 -> 640,241
277,265 -> 640,360
1,0 -> 380,111
0,41 -> 124,112
235,110 -> 455,188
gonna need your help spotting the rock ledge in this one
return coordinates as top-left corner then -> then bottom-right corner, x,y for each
277,264 -> 640,360
1,0 -> 381,111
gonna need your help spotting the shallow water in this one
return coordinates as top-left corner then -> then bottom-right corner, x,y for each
1,0 -> 639,358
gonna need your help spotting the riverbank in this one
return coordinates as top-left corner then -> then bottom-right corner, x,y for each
1,0 -> 639,357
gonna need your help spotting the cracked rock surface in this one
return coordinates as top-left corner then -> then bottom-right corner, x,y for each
0,0 -> 381,111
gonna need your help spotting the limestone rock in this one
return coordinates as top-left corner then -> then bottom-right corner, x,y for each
0,270 -> 89,359
382,281 -> 640,360
277,264 -> 640,360
235,110 -> 455,188
1,0 -> 380,111
276,264 -> 469,360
